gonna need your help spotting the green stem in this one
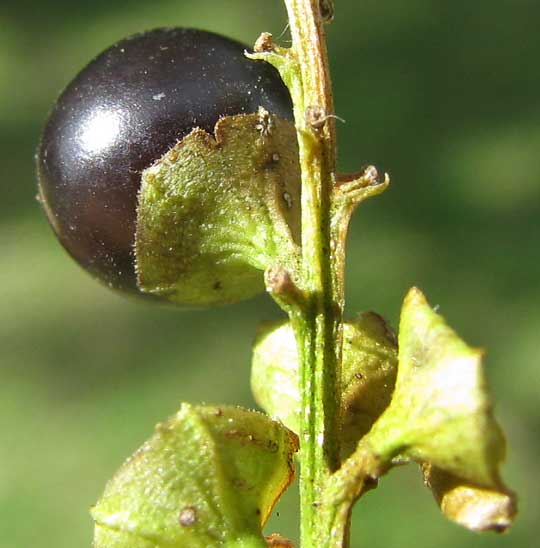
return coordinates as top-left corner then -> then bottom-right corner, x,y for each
324,443 -> 385,548
252,2 -> 349,544
282,1 -> 343,547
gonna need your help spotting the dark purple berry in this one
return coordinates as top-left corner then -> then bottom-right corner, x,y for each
37,28 -> 292,294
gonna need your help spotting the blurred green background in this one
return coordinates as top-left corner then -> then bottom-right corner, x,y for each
1,0 -> 538,546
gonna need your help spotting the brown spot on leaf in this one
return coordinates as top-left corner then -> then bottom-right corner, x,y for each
179,506 -> 198,527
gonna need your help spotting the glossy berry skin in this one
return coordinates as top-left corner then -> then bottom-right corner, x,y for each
38,28 -> 293,294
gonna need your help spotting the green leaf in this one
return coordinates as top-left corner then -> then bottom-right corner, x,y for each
250,320 -> 299,434
364,287 -> 508,488
135,111 -> 301,306
251,312 -> 397,458
340,313 -> 398,458
92,404 -> 298,548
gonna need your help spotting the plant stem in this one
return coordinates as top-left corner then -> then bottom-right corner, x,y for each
282,1 -> 344,546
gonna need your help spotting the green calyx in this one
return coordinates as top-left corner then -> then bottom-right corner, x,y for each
135,110 -> 301,306
92,404 -> 298,548
353,287 -> 516,532
364,287 -> 506,487
251,312 -> 398,459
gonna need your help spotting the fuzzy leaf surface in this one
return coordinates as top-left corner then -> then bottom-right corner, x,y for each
365,287 -> 507,488
136,112 -> 301,306
92,404 -> 298,548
